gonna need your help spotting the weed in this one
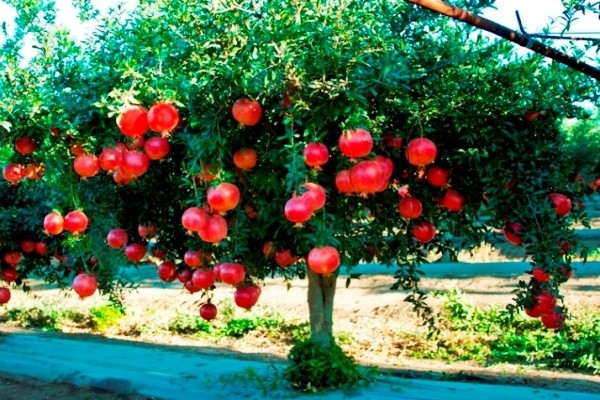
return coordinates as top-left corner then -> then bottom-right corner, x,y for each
89,303 -> 125,333
167,312 -> 211,335
7,306 -> 62,331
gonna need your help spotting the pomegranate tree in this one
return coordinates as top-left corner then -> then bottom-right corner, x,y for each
0,0 -> 596,391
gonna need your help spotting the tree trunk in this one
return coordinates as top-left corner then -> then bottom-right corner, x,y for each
307,268 -> 338,350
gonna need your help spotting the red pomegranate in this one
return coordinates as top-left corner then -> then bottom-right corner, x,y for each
191,269 -> 216,290
117,105 -> 148,137
335,170 -> 354,194
398,197 -> 423,220
147,102 -> 180,135
107,228 -> 129,249
426,166 -> 450,187
232,98 -> 263,126
412,221 -> 436,243
63,210 -> 89,234
350,160 -> 385,195
15,136 -> 38,155
157,261 -> 177,282
125,243 -> 147,262
307,246 -> 341,274
0,287 -> 11,304
503,222 -> 523,246
181,207 -> 209,232
198,214 -> 228,243
303,143 -> 329,168
44,212 -> 64,235
144,136 -> 171,160
219,263 -> 246,285
234,285 -> 262,310
73,154 -> 100,178
99,147 -> 122,172
284,196 -> 313,225
339,128 -> 373,159
299,182 -> 326,211
121,150 -> 150,178
3,163 -> 24,184
548,193 -> 572,217
73,273 -> 98,298
405,138 -> 437,167
199,303 -> 217,321
207,183 -> 241,212
441,189 -> 465,212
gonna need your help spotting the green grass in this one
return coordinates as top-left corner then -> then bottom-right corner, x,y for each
401,289 -> 600,374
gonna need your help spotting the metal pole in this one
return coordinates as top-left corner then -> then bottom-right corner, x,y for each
406,0 -> 600,81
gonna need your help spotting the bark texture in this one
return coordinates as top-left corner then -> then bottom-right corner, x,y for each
307,268 -> 338,350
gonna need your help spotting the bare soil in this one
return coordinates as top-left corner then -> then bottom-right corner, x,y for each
2,261 -> 600,398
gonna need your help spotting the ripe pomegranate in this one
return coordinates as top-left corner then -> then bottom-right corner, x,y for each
73,154 -> 100,178
191,269 -> 216,289
3,251 -> 21,266
73,273 -> 98,298
144,136 -> 171,160
197,163 -> 218,184
184,280 -> 201,293
373,155 -> 394,182
121,150 -> 150,178
184,250 -> 209,268
339,128 -> 373,159
35,241 -> 47,256
284,196 -> 313,225
2,268 -> 18,283
151,247 -> 167,260
303,143 -> 329,168
147,102 -> 180,135
117,105 -> 148,137
233,148 -> 258,171
177,268 -> 192,283
22,162 -> 43,180
198,214 -> 228,243
207,183 -> 241,212
405,138 -> 437,167
307,246 -> 341,274
232,98 -> 262,126
335,170 -> 354,194
541,307 -> 566,330
63,210 -> 89,234
107,228 -> 129,249
181,207 -> 209,232
125,243 -> 147,262
548,193 -> 572,217
275,249 -> 298,268
412,221 -> 436,243
157,261 -> 177,282
112,168 -> 134,185
219,263 -> 246,285
44,212 -> 64,235
3,163 -> 24,184
199,303 -> 217,321
99,147 -> 122,172
532,267 -> 550,282
20,240 -> 36,254
526,292 -> 557,318
502,222 -> 523,246
0,287 -> 11,304
441,189 -> 465,212
299,182 -> 326,211
234,285 -> 262,310
350,160 -> 385,195
15,136 -> 38,155
398,197 -> 423,220
138,222 -> 158,240
426,166 -> 450,187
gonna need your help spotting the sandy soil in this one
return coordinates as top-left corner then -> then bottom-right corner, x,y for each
2,263 -> 600,397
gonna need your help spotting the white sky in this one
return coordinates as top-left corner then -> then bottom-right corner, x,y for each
0,0 -> 598,63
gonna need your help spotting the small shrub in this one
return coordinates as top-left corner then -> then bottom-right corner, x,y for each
88,303 -> 125,333
7,306 -> 62,331
167,312 -> 211,335
284,339 -> 376,392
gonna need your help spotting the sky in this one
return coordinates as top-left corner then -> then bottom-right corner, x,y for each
0,0 -> 598,64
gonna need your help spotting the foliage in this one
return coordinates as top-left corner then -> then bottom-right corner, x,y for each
405,290 -> 600,374
167,312 -> 211,335
284,339 -> 376,392
88,303 -> 125,333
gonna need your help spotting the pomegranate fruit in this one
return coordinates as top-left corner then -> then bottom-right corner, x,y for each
548,193 -> 572,217
232,98 -> 262,126
73,154 -> 100,178
73,273 -> 98,298
125,243 -> 147,262
406,138 -> 437,166
63,210 -> 89,234
233,148 -> 258,171
147,102 -> 180,135
144,136 -> 171,160
307,246 -> 340,274
0,287 -> 11,304
44,212 -> 64,235
284,196 -> 313,224
234,285 -> 262,310
117,105 -> 148,137
199,303 -> 218,321
398,197 -> 423,220
107,228 -> 129,249
303,143 -> 329,168
181,207 -> 209,232
207,183 -> 241,212
15,136 -> 38,155
191,268 -> 216,289
412,221 -> 436,243
339,128 -> 373,159
198,214 -> 228,243
219,263 -> 246,285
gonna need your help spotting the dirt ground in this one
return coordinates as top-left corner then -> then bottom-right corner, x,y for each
2,258 -> 600,398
